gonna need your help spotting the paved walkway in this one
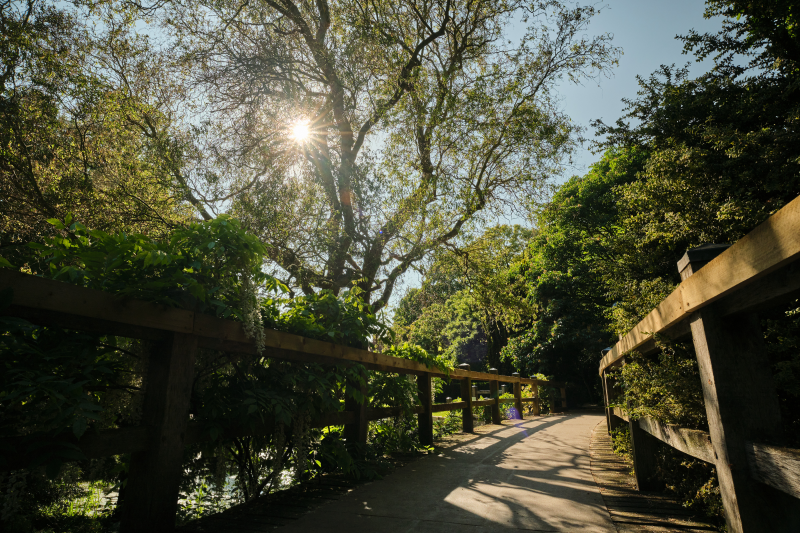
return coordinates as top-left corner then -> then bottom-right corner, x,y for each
280,411 -> 616,532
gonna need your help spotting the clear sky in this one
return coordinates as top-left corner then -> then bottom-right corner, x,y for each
552,0 -> 724,179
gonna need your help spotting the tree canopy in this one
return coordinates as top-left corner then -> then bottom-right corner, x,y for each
0,0 -> 197,259
149,0 -> 618,308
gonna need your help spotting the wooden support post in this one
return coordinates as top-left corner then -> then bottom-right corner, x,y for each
120,333 -> 198,533
459,363 -> 473,433
344,370 -> 368,446
629,417 -> 660,491
532,378 -> 541,416
560,386 -> 567,411
602,372 -> 612,432
603,372 -> 624,434
512,372 -> 523,420
417,372 -> 433,446
681,247 -> 800,532
489,368 -> 501,424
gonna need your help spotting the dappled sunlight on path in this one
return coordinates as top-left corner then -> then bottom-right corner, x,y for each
279,412 -> 616,532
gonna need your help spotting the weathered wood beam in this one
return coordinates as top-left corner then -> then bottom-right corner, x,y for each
459,364 -> 474,433
629,416 -> 660,491
0,271 -> 560,387
121,333 -> 198,533
344,371 -> 368,446
610,407 -> 629,422
432,401 -> 467,412
512,373 -> 523,419
418,373 -> 434,445
637,418 -> 715,464
3,305 -> 169,341
745,442 -> 800,500
714,261 -> 800,318
489,369 -> 501,424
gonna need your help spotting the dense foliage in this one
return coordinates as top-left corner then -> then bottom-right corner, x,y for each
393,1 -> 800,528
3,0 -> 800,531
393,225 -> 532,372
0,217 -> 450,532
0,0 -> 194,256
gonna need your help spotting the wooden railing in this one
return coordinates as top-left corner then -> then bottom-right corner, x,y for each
0,270 -> 567,533
599,195 -> 800,533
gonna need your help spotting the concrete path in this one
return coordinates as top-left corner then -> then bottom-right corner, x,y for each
280,411 -> 616,532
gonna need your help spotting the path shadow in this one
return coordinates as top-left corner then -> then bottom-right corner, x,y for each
280,411 -> 614,532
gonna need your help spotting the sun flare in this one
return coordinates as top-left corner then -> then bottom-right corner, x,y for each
291,120 -> 310,143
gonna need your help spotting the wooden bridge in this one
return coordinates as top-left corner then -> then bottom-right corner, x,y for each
1,266 -> 567,532
600,195 -> 800,532
3,194 -> 800,532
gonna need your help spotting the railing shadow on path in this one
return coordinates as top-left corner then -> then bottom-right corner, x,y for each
276,411 -> 615,533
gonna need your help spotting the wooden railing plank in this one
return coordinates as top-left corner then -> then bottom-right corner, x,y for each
637,418 -> 715,464
0,270 -> 195,333
610,407 -> 629,422
600,195 -> 800,375
1,270 -> 563,387
714,261 -> 800,317
432,402 -> 467,412
745,442 -> 800,500
681,195 -> 800,315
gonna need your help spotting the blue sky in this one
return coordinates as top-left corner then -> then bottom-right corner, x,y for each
552,0 -> 724,179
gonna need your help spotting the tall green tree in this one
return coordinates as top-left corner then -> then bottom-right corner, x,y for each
593,0 -> 800,331
152,0 -> 619,308
500,148 -> 646,399
393,225 -> 531,369
0,0 -> 195,261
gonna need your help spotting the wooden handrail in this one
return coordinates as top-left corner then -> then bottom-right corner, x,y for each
599,194 -> 800,375
0,268 -> 567,532
599,194 -> 800,531
607,415 -> 800,500
0,269 -> 558,387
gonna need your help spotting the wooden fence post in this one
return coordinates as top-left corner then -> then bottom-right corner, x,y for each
418,372 -> 433,446
602,371 -> 624,434
459,363 -> 474,433
532,378 -> 541,416
120,333 -> 197,533
560,386 -> 567,411
344,370 -> 368,446
489,368 -> 501,424
628,414 -> 660,491
681,247 -> 800,532
601,371 -> 611,431
512,372 -> 523,419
